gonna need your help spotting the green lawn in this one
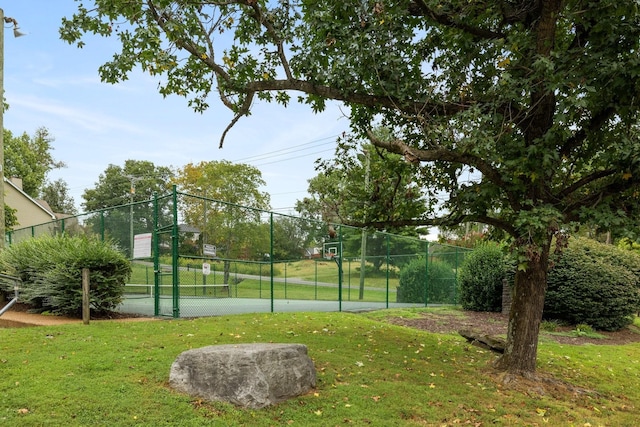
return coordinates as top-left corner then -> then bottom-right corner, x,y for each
0,308 -> 638,426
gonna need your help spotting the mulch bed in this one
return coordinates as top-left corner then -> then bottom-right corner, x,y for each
387,310 -> 640,346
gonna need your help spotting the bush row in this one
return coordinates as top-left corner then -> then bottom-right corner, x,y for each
0,235 -> 131,317
396,257 -> 457,304
456,237 -> 640,331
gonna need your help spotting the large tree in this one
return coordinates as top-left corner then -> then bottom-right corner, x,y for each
4,127 -> 65,198
297,134 -> 428,229
40,179 -> 77,215
62,1 -> 640,378
3,127 -> 66,229
82,160 -> 174,256
297,136 -> 428,275
175,161 -> 270,282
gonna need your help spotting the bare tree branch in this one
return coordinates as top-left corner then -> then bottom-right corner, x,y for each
220,91 -> 254,148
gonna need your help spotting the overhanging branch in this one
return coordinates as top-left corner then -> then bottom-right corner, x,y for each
352,211 -> 515,236
408,0 -> 505,40
244,79 -> 469,117
555,168 -> 615,201
366,132 -> 523,212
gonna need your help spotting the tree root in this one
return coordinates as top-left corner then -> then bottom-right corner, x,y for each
458,329 -> 506,353
490,370 -> 601,399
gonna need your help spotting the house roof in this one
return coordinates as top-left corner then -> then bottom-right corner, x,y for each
178,223 -> 201,233
4,177 -> 56,220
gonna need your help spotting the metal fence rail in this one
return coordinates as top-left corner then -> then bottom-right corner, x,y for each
6,186 -> 471,318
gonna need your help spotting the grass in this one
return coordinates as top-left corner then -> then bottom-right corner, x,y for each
1,308 -> 638,426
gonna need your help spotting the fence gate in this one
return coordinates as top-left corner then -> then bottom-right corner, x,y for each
153,192 -> 179,317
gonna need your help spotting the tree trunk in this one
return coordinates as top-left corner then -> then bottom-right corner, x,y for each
494,237 -> 551,377
223,259 -> 230,285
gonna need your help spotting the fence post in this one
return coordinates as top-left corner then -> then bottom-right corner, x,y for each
425,241 -> 429,307
82,268 -> 90,325
386,234 -> 390,308
171,185 -> 180,318
269,212 -> 274,312
338,225 -> 343,312
153,192 -> 160,316
359,228 -> 366,300
100,210 -> 105,241
454,246 -> 459,304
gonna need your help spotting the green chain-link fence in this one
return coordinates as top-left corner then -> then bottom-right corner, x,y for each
7,186 -> 471,317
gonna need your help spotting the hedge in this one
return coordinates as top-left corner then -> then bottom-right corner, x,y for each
0,235 -> 131,317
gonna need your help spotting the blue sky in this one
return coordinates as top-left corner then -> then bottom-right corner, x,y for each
2,1 -> 349,214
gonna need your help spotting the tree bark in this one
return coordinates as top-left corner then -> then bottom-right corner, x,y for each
223,259 -> 231,285
494,237 -> 551,376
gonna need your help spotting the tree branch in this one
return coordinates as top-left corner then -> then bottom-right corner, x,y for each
408,0 -> 505,40
354,211 -> 515,236
244,79 -> 469,116
555,168 -> 616,201
220,91 -> 255,148
562,178 -> 631,215
559,106 -> 616,158
366,132 -> 523,212
147,0 -> 232,85
245,1 -> 293,80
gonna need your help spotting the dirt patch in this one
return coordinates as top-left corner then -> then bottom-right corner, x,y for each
387,310 -> 640,346
0,302 -> 153,326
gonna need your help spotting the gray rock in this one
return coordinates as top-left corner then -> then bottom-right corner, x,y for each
169,343 -> 316,409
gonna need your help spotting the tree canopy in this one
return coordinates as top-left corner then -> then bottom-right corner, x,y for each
82,160 -> 174,256
82,160 -> 174,211
3,126 -> 69,229
62,0 -> 640,378
175,160 -> 270,282
4,127 -> 65,198
297,132 -> 428,229
40,179 -> 77,216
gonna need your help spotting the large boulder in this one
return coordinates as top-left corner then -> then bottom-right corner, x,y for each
169,343 -> 316,409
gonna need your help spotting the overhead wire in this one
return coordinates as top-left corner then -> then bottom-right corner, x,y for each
231,135 -> 339,166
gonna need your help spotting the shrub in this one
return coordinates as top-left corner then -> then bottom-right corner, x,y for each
0,235 -> 131,317
457,242 -> 508,312
545,238 -> 640,331
396,258 -> 456,304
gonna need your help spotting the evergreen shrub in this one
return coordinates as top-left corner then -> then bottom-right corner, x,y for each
397,258 -> 456,304
457,242 -> 508,312
0,235 -> 131,317
545,238 -> 640,331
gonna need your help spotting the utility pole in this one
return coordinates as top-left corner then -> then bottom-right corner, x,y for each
0,10 -> 26,248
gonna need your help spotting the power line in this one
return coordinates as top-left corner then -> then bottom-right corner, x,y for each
252,147 -> 335,167
232,135 -> 338,164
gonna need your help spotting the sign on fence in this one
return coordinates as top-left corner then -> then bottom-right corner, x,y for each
133,233 -> 152,258
203,244 -> 217,257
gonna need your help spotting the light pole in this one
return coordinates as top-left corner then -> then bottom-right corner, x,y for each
0,10 -> 25,248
